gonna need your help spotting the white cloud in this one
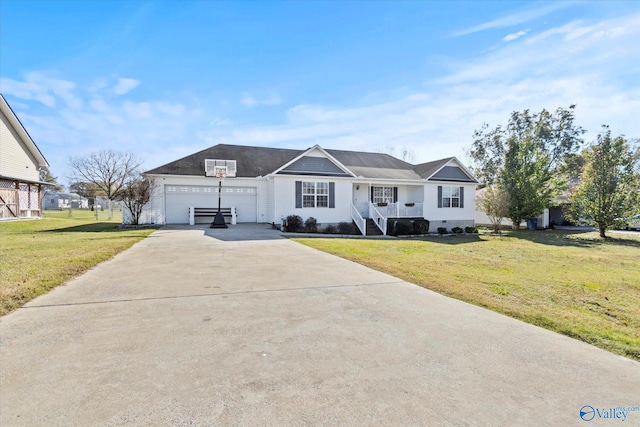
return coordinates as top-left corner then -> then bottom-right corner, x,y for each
452,2 -> 574,37
3,10 -> 639,183
112,78 -> 140,95
240,93 -> 283,107
503,30 -> 529,42
0,72 -> 77,108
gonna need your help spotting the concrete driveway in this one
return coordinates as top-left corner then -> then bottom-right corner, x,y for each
1,224 -> 638,426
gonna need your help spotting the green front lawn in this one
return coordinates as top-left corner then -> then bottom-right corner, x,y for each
0,209 -> 156,315
294,229 -> 640,361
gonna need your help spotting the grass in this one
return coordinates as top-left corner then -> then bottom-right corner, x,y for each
0,209 -> 157,316
293,229 -> 640,361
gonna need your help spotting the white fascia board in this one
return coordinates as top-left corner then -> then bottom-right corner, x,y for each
270,144 -> 356,177
424,157 -> 478,183
144,173 -> 264,182
0,95 -> 49,169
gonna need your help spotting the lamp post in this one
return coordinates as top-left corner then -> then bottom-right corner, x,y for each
211,171 -> 228,228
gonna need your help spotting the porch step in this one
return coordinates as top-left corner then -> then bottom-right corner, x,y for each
365,218 -> 384,236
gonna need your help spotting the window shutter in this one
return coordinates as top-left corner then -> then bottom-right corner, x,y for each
370,186 -> 374,203
329,182 -> 335,208
295,181 -> 302,208
393,187 -> 398,203
460,187 -> 464,208
437,186 -> 443,208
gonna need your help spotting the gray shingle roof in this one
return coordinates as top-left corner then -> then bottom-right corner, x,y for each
145,144 -> 475,182
413,158 -> 455,179
145,144 -> 302,177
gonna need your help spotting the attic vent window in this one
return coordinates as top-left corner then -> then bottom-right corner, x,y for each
205,159 -> 237,177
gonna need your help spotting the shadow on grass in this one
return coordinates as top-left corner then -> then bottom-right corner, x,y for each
43,223 -> 137,233
505,229 -> 640,249
414,234 -> 484,245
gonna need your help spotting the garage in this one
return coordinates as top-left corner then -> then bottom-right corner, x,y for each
165,185 -> 257,224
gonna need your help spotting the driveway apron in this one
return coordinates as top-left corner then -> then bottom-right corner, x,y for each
1,224 -> 638,426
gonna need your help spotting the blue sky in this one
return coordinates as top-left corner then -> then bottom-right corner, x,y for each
1,0 -> 639,184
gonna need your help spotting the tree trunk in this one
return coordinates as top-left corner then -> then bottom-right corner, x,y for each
599,224 -> 607,238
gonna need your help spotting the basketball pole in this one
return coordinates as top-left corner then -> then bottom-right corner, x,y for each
211,173 -> 228,228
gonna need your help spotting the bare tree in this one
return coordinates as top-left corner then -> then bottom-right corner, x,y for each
68,150 -> 142,219
478,185 -> 510,234
380,145 -> 417,163
119,176 -> 155,225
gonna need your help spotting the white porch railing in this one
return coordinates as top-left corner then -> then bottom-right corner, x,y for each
376,202 -> 424,218
369,202 -> 387,235
351,204 -> 366,236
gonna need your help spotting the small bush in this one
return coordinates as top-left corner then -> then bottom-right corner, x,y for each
338,221 -> 355,235
323,224 -> 337,234
465,226 -> 478,234
285,215 -> 303,232
452,227 -> 464,234
413,219 -> 430,234
304,217 -> 318,233
437,227 -> 448,234
394,220 -> 414,236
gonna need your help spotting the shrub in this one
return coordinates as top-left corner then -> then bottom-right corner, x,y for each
413,219 -> 430,234
394,220 -> 414,236
323,224 -> 337,234
465,226 -> 478,234
285,215 -> 303,232
338,221 -> 355,235
304,217 -> 318,233
437,227 -> 448,234
452,226 -> 464,234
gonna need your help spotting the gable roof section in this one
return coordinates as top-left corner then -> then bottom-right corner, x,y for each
146,143 -> 477,182
415,157 -> 478,183
0,94 -> 49,169
273,145 -> 354,177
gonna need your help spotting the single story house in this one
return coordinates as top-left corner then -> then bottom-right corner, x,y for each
0,94 -> 50,220
140,144 -> 479,235
43,192 -> 89,210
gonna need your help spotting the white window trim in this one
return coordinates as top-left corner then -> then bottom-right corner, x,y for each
372,186 -> 394,204
441,186 -> 460,208
302,181 -> 329,208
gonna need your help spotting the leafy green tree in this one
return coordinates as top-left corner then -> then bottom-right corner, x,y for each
477,185 -> 510,233
40,169 -> 64,192
567,126 -> 640,238
469,106 -> 585,229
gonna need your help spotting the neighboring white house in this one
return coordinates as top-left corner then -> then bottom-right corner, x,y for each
43,192 -> 89,210
140,144 -> 478,235
474,187 -> 551,229
0,94 -> 50,220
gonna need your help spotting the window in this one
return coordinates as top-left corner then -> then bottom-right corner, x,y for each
296,181 -> 334,208
302,182 -> 328,207
439,186 -> 464,208
372,186 -> 395,204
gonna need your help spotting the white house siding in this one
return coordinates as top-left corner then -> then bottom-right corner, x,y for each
475,209 -> 548,230
423,183 -> 477,232
143,175 -> 263,225
266,178 -> 276,224
273,176 -> 352,226
255,180 -> 269,224
0,112 -> 40,182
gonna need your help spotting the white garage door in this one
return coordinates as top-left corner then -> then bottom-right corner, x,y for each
165,185 -> 257,224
